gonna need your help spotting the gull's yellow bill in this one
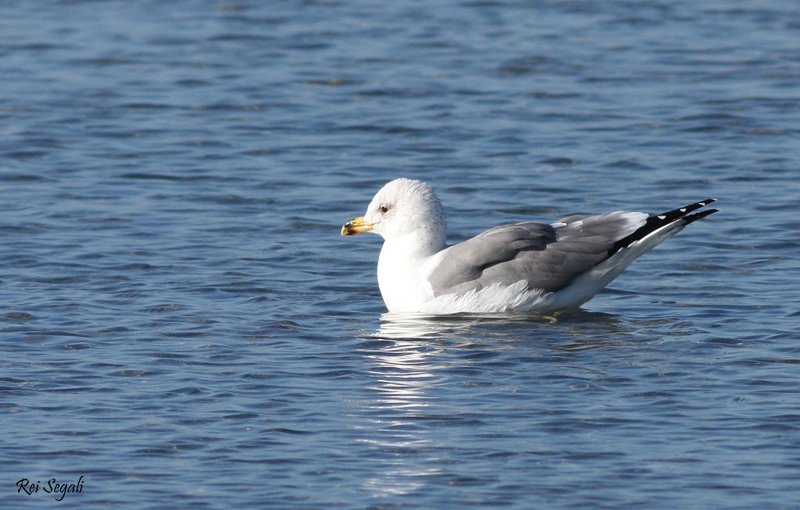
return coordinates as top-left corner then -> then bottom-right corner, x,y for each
341,216 -> 374,236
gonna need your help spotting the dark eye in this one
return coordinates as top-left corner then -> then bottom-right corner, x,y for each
379,205 -> 390,214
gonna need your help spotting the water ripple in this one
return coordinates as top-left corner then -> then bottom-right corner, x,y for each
1,0 -> 799,509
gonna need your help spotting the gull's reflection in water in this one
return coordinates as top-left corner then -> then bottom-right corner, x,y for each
375,310 -> 572,342
376,311 -> 489,340
357,310 -> 631,496
357,311 -> 553,497
355,313 -> 463,496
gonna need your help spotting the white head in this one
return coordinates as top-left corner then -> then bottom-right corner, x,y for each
342,178 -> 447,251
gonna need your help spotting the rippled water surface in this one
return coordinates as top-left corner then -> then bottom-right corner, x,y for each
2,1 -> 799,508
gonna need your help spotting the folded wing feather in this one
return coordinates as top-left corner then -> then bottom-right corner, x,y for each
429,211 -> 648,296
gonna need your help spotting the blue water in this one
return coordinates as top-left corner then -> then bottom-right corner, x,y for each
2,1 -> 799,508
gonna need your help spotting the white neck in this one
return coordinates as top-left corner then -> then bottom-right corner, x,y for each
376,232 -> 446,312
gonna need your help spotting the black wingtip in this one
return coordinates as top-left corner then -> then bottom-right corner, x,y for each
671,198 -> 717,216
608,199 -> 718,257
655,198 -> 719,226
683,207 -> 718,225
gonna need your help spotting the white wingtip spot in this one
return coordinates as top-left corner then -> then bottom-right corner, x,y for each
658,215 -> 666,220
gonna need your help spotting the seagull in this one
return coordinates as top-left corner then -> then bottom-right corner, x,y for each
342,178 -> 717,314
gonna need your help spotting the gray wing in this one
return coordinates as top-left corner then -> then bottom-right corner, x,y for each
428,211 -> 648,296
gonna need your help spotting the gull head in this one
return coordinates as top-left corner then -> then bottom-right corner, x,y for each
341,178 -> 447,245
